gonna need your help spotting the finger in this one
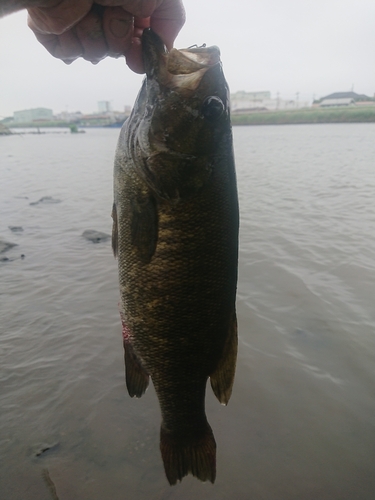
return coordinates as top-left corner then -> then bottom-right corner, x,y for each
124,17 -> 150,73
126,16 -> 150,72
102,7 -> 133,58
134,16 -> 151,38
27,0 -> 92,35
29,17 -> 84,63
74,9 -> 108,63
124,37 -> 144,73
150,0 -> 185,50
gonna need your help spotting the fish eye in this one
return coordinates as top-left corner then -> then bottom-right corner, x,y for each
202,96 -> 225,121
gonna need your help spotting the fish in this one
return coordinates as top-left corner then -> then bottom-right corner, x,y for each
112,28 -> 239,485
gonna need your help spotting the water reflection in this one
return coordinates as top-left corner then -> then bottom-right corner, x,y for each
1,125 -> 375,499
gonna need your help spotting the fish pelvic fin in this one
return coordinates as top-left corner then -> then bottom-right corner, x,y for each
124,341 -> 150,398
160,424 -> 216,485
111,203 -> 118,258
210,310 -> 238,405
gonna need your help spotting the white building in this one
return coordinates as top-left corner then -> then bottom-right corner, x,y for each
320,98 -> 355,107
230,91 -> 310,112
315,91 -> 375,107
55,111 -> 83,122
13,107 -> 53,123
230,91 -> 271,111
98,101 -> 112,113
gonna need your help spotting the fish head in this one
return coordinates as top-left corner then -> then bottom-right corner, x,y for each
138,28 -> 231,160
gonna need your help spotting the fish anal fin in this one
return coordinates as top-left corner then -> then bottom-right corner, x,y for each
210,311 -> 238,405
130,193 -> 158,263
111,203 -> 118,258
160,424 -> 216,485
123,340 -> 150,398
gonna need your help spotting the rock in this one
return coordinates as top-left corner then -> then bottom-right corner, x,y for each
82,230 -> 110,243
34,442 -> 60,457
30,196 -> 61,206
0,239 -> 17,253
0,124 -> 12,135
0,253 -> 25,263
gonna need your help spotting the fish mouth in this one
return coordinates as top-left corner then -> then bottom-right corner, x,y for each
142,28 -> 221,91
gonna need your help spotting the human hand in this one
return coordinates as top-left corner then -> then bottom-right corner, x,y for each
27,0 -> 185,72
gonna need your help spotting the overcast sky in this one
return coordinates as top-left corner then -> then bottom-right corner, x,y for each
1,0 -> 374,117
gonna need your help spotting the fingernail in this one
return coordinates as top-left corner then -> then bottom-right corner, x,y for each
109,18 -> 132,38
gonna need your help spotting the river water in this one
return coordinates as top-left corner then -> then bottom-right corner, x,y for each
1,124 -> 375,499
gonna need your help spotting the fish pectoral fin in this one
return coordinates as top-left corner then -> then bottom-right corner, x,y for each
130,193 -> 158,263
111,203 -> 118,257
210,310 -> 238,405
124,341 -> 150,398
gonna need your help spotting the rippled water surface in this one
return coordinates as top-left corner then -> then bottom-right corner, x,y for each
1,124 -> 375,499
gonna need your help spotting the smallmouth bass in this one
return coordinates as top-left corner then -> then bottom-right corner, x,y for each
112,28 -> 239,485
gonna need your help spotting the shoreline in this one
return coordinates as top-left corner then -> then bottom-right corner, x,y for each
2,106 -> 375,129
231,106 -> 375,126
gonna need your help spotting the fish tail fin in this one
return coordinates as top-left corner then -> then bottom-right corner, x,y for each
160,424 -> 216,485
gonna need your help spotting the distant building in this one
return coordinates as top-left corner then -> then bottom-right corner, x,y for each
320,91 -> 370,101
232,90 -> 271,104
230,90 -> 309,113
315,91 -> 375,107
55,110 -> 83,122
98,101 -> 112,113
13,107 -> 53,123
320,98 -> 355,107
230,91 -> 270,112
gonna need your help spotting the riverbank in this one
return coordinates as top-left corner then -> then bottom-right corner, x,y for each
3,106 -> 375,130
231,105 -> 375,125
6,119 -> 125,129
5,121 -> 72,129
